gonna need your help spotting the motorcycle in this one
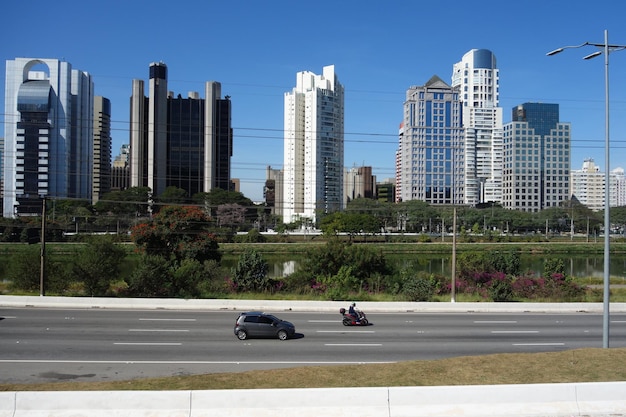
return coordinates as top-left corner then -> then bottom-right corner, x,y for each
339,307 -> 369,326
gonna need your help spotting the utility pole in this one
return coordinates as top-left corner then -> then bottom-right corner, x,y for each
40,197 -> 46,296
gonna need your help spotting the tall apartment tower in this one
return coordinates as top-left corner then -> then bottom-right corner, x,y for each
93,96 -> 111,203
3,58 -> 94,217
397,75 -> 464,205
283,65 -> 344,224
129,62 -> 232,198
502,103 -> 570,212
452,49 -> 503,206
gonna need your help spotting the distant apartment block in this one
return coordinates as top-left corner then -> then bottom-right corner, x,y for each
397,75 -> 464,205
3,58 -> 94,217
345,165 -> 375,205
570,158 -> 604,211
264,165 -> 283,216
282,65 -> 344,223
452,49 -> 503,206
111,144 -> 130,191
502,103 -> 570,212
376,178 -> 395,203
571,158 -> 626,210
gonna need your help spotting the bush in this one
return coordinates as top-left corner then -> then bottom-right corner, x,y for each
230,250 -> 273,292
7,246 -> 69,294
488,275 -> 514,302
403,272 -> 438,301
126,255 -> 173,297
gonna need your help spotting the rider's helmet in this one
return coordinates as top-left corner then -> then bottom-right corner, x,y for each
351,302 -> 356,307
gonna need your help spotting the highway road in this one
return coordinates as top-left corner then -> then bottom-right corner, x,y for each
1,307 -> 625,384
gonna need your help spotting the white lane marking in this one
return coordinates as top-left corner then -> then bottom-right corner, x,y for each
308,320 -> 341,323
612,320 -> 626,323
512,343 -> 565,346
0,359 -> 393,365
474,321 -> 518,324
324,344 -> 382,347
113,342 -> 182,346
128,329 -> 189,332
138,318 -> 196,321
317,330 -> 375,333
491,331 -> 539,334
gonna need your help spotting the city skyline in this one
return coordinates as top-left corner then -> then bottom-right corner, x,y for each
2,1 -> 626,202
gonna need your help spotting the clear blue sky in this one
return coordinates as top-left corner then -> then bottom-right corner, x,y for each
3,0 -> 626,201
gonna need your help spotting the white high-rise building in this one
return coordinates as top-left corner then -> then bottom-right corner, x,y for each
282,65 -> 344,224
570,159 -> 604,211
3,58 -> 93,217
452,49 -> 503,206
570,159 -> 626,211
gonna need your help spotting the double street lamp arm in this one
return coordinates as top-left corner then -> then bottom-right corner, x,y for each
547,30 -> 626,349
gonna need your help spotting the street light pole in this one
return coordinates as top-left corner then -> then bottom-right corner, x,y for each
547,30 -> 626,348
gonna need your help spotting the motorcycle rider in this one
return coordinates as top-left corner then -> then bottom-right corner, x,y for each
348,302 -> 361,323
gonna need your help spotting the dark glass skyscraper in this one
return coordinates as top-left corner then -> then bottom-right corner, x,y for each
129,62 -> 232,198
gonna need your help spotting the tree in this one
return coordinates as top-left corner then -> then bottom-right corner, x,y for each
94,187 -> 151,216
157,186 -> 188,206
71,236 -> 126,296
131,205 -> 221,264
231,250 -> 272,292
216,203 -> 246,231
7,246 -> 68,294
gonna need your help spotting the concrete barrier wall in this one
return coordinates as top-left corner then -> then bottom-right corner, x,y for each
2,382 -> 625,417
2,295 -> 626,313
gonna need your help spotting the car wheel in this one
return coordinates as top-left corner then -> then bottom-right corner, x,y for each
277,330 -> 288,340
236,329 -> 248,340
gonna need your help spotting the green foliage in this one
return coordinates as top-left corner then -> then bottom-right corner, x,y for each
544,258 -> 565,278
488,276 -> 514,302
457,250 -> 520,279
131,205 -> 221,264
71,236 -> 126,296
196,260 -> 227,296
290,240 -> 391,298
157,186 -> 188,205
126,255 -> 173,297
230,250 -> 272,292
319,212 -> 381,237
402,271 -> 438,301
94,186 -> 151,216
7,246 -> 68,294
233,229 -> 267,243
170,259 -> 205,298
321,265 -> 357,300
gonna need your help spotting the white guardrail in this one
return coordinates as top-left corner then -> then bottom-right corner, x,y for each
0,382 -> 625,417
1,296 -> 626,416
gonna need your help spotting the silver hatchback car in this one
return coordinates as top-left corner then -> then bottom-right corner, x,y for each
234,312 -> 296,340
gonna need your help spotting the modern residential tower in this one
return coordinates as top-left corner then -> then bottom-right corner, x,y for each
282,65 -> 344,224
3,58 -> 94,217
452,49 -> 503,206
